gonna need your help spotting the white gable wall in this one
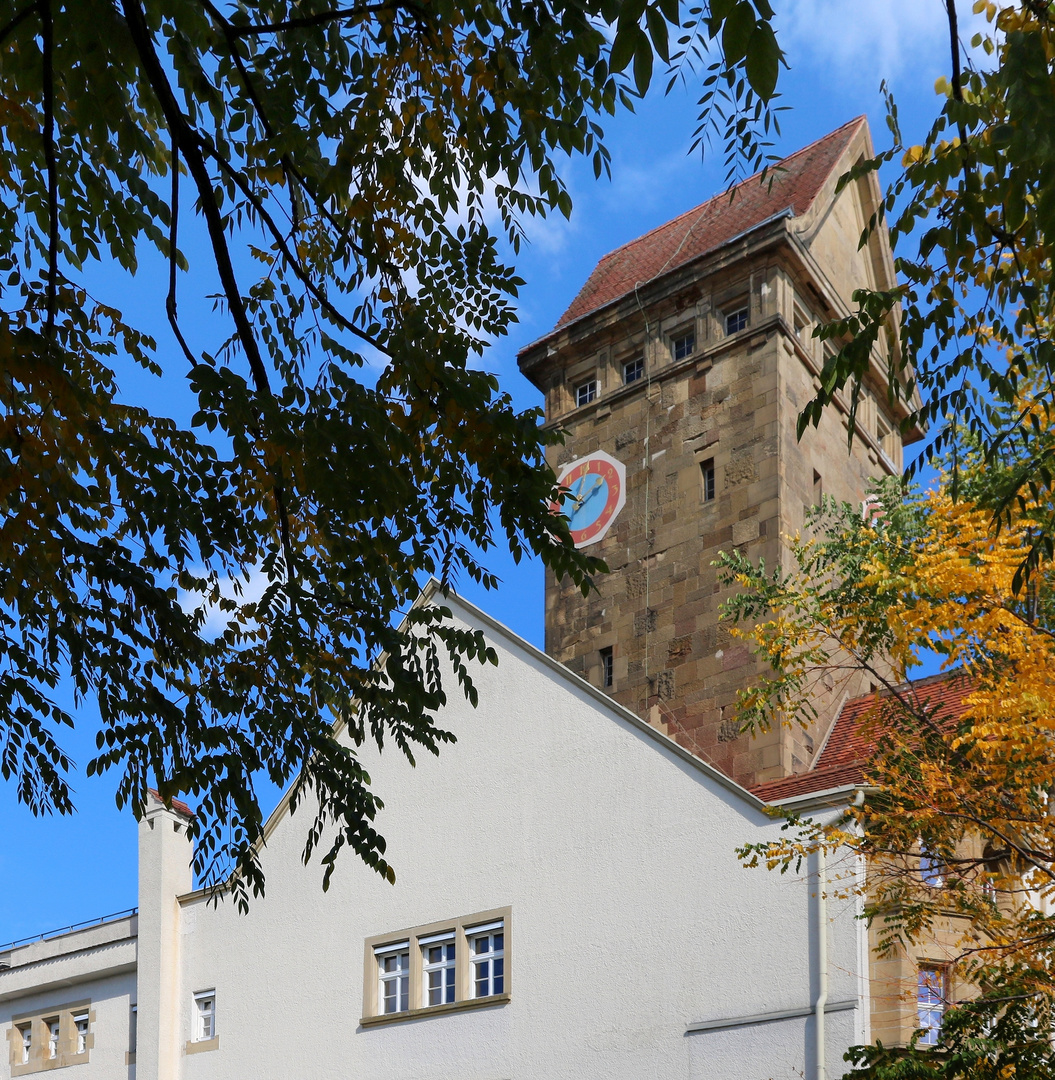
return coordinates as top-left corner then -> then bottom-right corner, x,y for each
171,596 -> 863,1080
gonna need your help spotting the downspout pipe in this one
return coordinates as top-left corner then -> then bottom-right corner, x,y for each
815,840 -> 828,1080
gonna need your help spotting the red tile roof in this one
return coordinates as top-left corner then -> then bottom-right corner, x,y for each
148,787 -> 195,818
550,117 -> 867,333
750,671 -> 975,803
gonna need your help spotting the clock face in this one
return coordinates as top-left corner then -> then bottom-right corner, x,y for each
553,450 -> 627,548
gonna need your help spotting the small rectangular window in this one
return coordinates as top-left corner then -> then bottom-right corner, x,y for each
917,965 -> 947,1045
622,357 -> 644,384
575,379 -> 597,407
73,1012 -> 89,1055
193,990 -> 216,1041
672,329 -> 695,360
421,935 -> 456,1007
793,306 -> 809,341
376,946 -> 410,1014
725,306 -> 748,335
469,922 -> 505,998
600,646 -> 613,688
813,470 -> 822,508
46,1018 -> 60,1059
701,458 -> 715,503
18,1024 -> 31,1065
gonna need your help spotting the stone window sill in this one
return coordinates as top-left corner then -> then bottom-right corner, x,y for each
184,1036 -> 219,1055
360,993 -> 510,1028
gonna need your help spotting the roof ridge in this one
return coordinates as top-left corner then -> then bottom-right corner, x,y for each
585,115 -> 867,272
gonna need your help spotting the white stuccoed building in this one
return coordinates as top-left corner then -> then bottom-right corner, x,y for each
1,588 -> 866,1080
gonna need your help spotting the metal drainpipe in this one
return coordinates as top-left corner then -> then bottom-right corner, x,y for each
815,841 -> 828,1080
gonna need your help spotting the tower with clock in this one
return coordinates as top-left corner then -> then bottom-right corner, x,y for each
518,118 -> 921,789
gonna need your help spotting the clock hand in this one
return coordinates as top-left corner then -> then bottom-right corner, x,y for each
574,475 -> 604,509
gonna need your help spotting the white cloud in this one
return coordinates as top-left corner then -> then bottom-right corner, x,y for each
178,565 -> 272,638
777,0 -> 989,88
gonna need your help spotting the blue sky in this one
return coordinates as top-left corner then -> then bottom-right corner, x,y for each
0,1 -> 970,944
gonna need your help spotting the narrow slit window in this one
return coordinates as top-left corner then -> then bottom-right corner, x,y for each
575,379 -> 597,407
47,1018 -> 60,1059
74,1012 -> 89,1055
725,306 -> 748,335
377,946 -> 410,1014
193,990 -> 216,1041
421,935 -> 456,1007
673,329 -> 695,360
130,1005 -> 137,1054
600,646 -> 614,688
813,470 -> 822,508
917,965 -> 947,1045
469,923 -> 505,998
701,459 -> 715,503
623,356 -> 644,384
18,1024 -> 31,1065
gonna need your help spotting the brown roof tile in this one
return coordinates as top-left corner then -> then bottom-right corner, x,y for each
750,671 -> 975,803
551,117 -> 866,333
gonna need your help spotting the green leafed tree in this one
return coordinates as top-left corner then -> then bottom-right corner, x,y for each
0,0 -> 784,904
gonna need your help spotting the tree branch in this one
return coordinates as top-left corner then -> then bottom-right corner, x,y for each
0,1 -> 35,47
227,3 -> 396,37
165,136 -> 196,367
119,0 -> 297,583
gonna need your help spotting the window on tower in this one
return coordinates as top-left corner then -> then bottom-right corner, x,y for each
724,306 -> 749,335
575,379 -> 597,407
600,646 -> 614,688
701,459 -> 716,502
623,356 -> 644,384
672,328 -> 695,360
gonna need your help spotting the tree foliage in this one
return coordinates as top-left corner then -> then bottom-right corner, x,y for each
801,1 -> 1055,585
0,0 -> 784,903
721,476 -> 1055,1077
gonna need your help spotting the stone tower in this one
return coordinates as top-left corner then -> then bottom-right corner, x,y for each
517,117 -> 920,788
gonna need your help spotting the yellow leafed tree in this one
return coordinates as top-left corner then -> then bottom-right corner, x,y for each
720,477 -> 1055,1077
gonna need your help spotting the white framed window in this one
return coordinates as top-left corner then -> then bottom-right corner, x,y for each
46,1019 -> 59,1060
193,990 -> 216,1041
469,921 -> 505,998
724,306 -> 748,335
672,328 -> 695,360
18,1023 -> 31,1065
364,907 -> 510,1023
917,965 -> 947,1045
376,943 -> 411,1014
575,379 -> 597,407
73,1013 -> 89,1055
622,356 -> 644,384
421,933 -> 456,1007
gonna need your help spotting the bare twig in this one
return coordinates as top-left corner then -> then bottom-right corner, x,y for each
37,0 -> 57,338
165,136 -> 196,367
